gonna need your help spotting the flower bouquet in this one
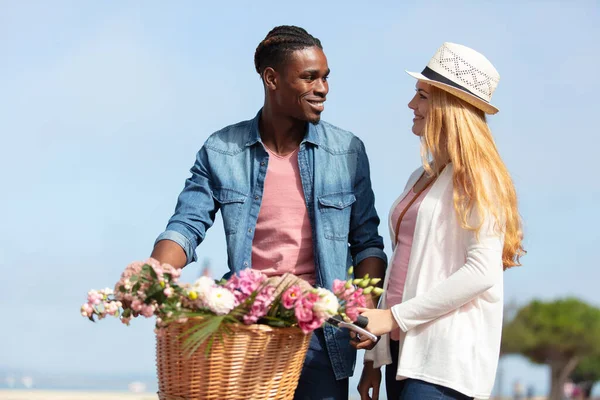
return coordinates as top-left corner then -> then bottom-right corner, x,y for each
81,259 -> 382,400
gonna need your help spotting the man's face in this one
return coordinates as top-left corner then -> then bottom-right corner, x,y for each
272,46 -> 330,124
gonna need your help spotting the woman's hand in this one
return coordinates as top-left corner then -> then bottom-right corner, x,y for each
357,361 -> 381,400
358,307 -> 399,336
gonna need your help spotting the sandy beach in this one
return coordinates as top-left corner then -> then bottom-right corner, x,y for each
0,391 -> 157,400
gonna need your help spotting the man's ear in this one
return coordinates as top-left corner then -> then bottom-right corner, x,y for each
263,67 -> 278,91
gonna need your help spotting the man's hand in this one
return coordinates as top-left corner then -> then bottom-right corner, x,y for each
357,361 -> 381,400
266,273 -> 313,297
350,331 -> 378,350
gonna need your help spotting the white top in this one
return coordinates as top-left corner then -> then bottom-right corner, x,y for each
365,164 -> 504,399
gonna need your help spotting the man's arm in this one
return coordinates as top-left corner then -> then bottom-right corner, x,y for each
349,139 -> 387,304
354,257 -> 386,308
152,145 -> 218,268
151,239 -> 187,269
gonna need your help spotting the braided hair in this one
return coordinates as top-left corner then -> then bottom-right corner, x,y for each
254,25 -> 322,76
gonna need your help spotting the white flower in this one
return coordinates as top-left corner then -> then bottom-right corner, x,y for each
312,288 -> 340,319
191,276 -> 216,301
206,287 -> 236,315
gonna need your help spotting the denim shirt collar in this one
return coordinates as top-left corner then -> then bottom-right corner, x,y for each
244,109 -> 320,148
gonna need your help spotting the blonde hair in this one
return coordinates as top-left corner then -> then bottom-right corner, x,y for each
421,85 -> 525,269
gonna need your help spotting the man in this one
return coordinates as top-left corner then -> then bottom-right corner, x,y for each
152,25 -> 386,400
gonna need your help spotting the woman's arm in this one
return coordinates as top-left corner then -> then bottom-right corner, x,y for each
391,210 -> 504,332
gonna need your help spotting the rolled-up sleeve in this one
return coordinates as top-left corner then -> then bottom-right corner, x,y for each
349,139 -> 387,266
155,146 -> 218,265
155,228 -> 198,265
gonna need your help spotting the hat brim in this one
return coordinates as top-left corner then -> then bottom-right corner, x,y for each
406,70 -> 499,115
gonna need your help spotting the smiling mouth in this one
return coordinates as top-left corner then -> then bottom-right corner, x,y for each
306,99 -> 325,111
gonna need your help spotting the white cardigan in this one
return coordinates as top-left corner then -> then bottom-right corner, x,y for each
365,164 -> 504,399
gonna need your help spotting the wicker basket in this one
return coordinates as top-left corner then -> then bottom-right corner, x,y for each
156,318 -> 312,400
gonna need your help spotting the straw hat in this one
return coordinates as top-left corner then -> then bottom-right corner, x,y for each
406,42 -> 500,114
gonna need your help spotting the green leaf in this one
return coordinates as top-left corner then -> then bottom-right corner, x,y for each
147,264 -> 158,280
180,315 -> 230,357
216,278 -> 228,286
145,283 -> 164,301
132,282 -> 141,293
267,282 -> 293,318
260,315 -> 293,327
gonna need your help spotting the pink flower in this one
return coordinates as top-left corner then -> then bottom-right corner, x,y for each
256,285 -> 275,304
163,287 -> 173,297
332,279 -> 346,295
144,257 -> 162,273
340,288 -> 367,322
141,304 -> 155,318
295,292 -> 318,322
298,317 -> 323,334
87,290 -> 102,305
282,285 -> 302,309
131,299 -> 143,312
243,314 -> 259,324
225,268 -> 268,305
80,303 -> 94,318
345,305 -> 360,322
242,285 -> 276,325
104,301 -> 120,316
238,279 -> 257,296
120,261 -> 144,279
238,269 -> 266,293
164,264 -> 182,281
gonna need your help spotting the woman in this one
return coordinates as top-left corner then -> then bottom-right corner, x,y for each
355,42 -> 525,400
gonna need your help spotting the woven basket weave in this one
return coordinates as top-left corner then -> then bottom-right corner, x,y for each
156,318 -> 311,400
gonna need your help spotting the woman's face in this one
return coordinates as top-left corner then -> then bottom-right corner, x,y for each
407,81 -> 431,136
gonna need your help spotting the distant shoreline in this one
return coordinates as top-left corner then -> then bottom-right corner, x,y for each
0,390 -> 157,400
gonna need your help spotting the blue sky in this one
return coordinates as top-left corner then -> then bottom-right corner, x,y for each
1,0 -> 599,397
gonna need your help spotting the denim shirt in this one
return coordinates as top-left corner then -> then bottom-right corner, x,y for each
156,110 -> 387,379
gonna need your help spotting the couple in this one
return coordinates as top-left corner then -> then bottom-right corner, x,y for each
150,25 -> 525,400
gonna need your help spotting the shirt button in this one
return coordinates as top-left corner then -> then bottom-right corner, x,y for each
248,228 -> 253,233
260,161 -> 265,166
243,261 -> 249,267
254,195 -> 259,200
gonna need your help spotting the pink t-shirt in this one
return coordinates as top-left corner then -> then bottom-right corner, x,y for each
251,146 -> 316,285
386,184 -> 432,340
